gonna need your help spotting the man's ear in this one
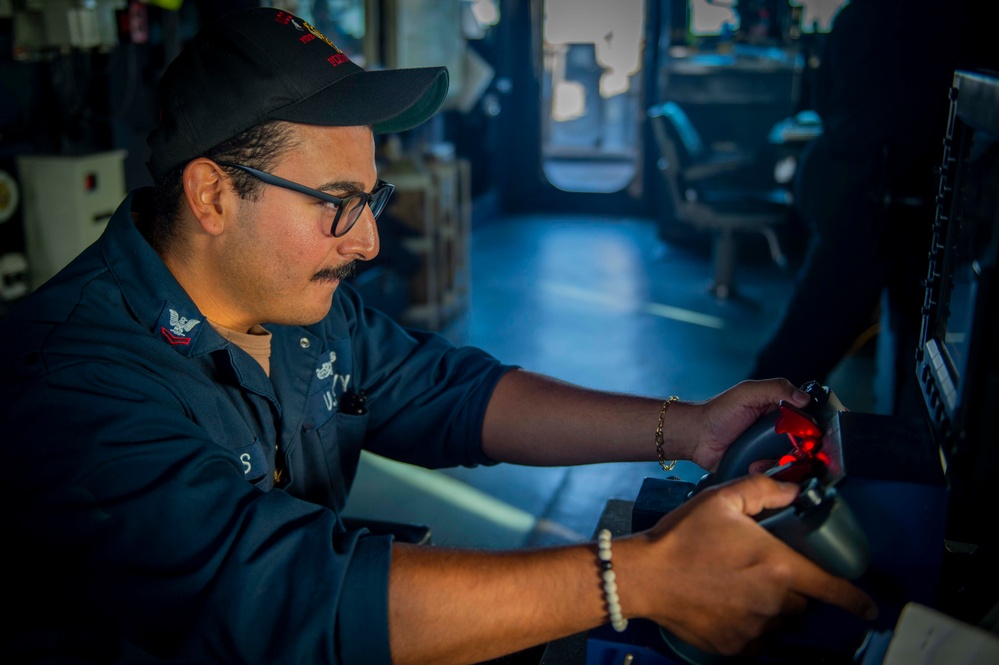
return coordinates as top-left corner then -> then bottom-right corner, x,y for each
182,158 -> 232,235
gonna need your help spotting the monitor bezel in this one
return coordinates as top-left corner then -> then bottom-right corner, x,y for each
915,69 -> 999,547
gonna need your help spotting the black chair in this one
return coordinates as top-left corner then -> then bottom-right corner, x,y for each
648,101 -> 792,298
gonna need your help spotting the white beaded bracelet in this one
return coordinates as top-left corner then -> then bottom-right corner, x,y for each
597,528 -> 628,632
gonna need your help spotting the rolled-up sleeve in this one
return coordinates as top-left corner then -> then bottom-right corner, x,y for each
335,532 -> 394,664
326,285 -> 517,469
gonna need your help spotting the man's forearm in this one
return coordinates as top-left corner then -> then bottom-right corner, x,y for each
387,538 -> 645,665
480,369 -> 699,466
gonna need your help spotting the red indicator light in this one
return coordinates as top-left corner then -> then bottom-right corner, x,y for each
775,402 -> 822,439
778,454 -> 797,466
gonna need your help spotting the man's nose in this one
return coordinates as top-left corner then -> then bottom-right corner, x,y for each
339,205 -> 380,261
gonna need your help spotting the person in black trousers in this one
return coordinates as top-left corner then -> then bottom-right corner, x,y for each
748,0 -> 963,415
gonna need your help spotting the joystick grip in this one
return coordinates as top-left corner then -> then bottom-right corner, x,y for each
756,478 -> 870,580
696,382 -> 840,494
659,479 -> 871,665
694,409 -> 791,495
711,410 -> 787,484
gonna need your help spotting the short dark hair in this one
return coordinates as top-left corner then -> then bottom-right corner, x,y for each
148,120 -> 300,253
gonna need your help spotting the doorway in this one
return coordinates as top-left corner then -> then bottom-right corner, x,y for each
540,0 -> 647,194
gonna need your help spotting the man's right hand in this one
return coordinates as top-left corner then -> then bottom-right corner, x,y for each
617,474 -> 878,656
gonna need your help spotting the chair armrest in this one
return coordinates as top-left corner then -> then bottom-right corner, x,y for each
684,155 -> 754,181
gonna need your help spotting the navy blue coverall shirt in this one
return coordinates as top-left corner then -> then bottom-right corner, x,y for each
0,188 -> 513,664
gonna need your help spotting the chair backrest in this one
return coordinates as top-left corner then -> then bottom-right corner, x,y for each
648,101 -> 699,210
648,104 -> 683,210
649,101 -> 706,165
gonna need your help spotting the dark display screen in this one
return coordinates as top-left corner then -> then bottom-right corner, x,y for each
943,135 -> 998,395
917,71 -> 999,555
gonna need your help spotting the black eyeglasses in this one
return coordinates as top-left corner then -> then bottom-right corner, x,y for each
216,161 -> 394,237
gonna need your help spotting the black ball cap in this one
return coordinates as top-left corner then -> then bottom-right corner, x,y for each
146,6 -> 449,180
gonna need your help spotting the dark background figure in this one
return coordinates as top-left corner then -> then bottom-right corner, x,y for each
748,0 -> 964,416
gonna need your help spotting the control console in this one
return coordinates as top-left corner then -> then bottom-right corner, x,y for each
583,382 -> 946,665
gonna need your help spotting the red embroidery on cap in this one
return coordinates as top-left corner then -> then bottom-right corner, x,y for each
328,53 -> 349,67
302,19 -> 343,52
275,11 -> 293,25
300,33 -> 315,44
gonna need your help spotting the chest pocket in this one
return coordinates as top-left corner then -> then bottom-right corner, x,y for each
290,339 -> 364,512
302,347 -> 352,432
296,410 -> 369,512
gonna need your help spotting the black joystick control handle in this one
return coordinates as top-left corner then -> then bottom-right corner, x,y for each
710,409 -> 786,486
755,477 -> 870,580
694,381 -> 838,495
659,478 -> 870,665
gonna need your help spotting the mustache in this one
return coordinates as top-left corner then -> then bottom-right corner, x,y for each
312,261 -> 356,283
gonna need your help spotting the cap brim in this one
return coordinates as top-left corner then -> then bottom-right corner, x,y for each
271,66 -> 450,135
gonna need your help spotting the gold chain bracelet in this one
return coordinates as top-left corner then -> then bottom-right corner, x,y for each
655,396 -> 679,472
